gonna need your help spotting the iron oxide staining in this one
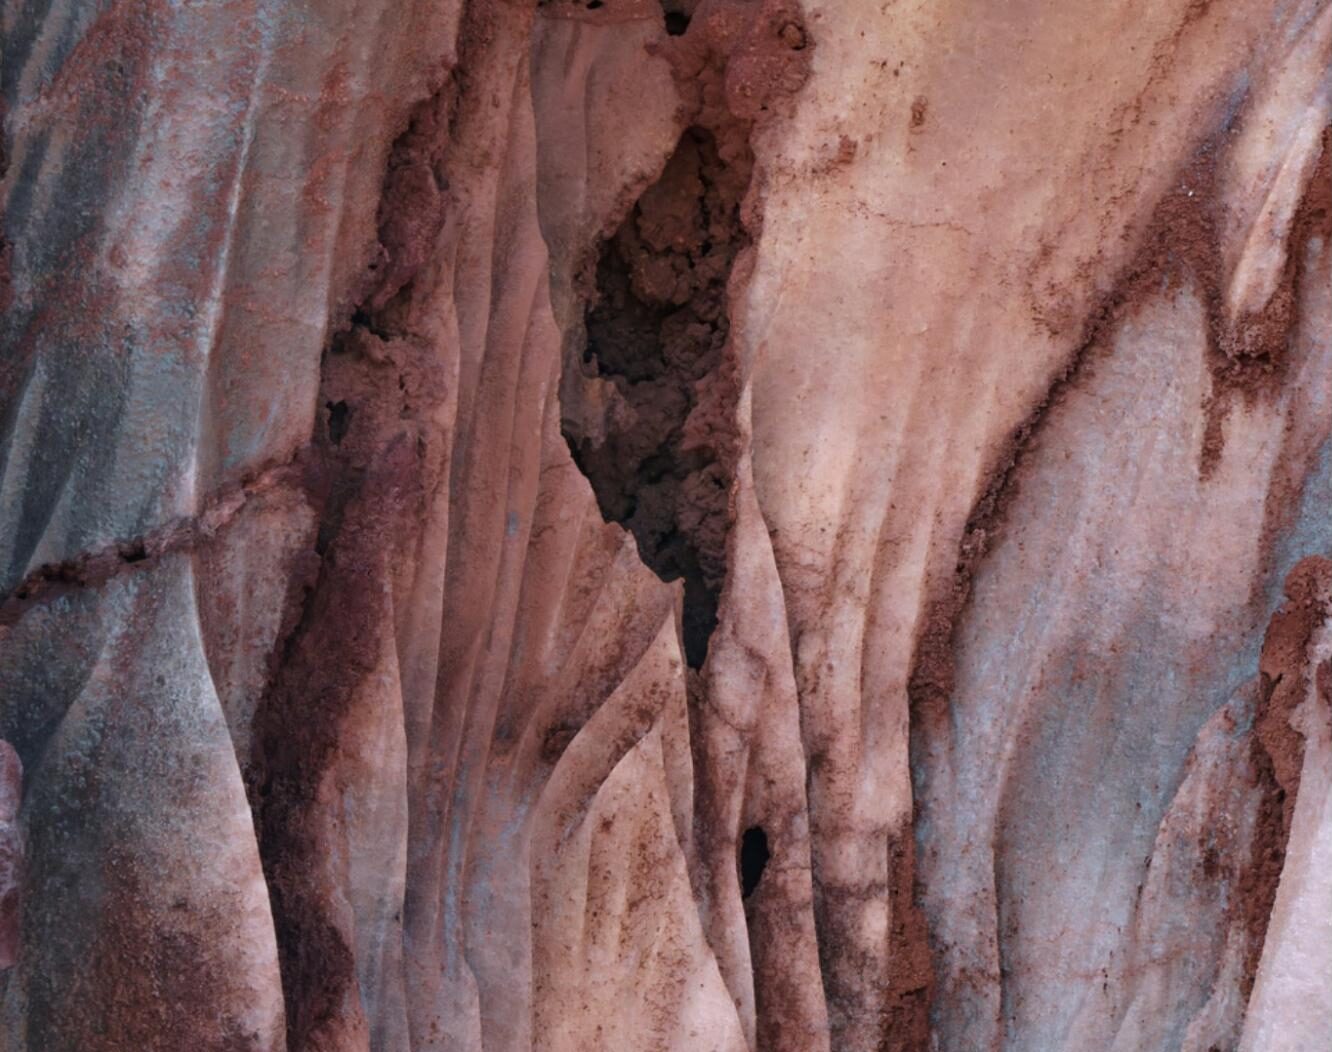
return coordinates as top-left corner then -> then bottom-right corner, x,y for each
1236,557 -> 1332,992
558,1 -> 812,669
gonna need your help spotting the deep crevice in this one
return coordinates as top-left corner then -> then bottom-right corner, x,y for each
326,401 -> 350,447
739,826 -> 770,899
561,125 -> 751,668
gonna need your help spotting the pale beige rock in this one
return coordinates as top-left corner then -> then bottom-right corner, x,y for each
0,0 -> 1329,1050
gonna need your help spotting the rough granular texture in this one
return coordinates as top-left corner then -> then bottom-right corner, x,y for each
565,125 -> 750,668
1235,557 -> 1332,994
5,0 -> 1332,1049
0,96 -> 10,315
557,0 -> 809,671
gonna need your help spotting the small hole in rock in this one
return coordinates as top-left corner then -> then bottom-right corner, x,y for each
586,0 -> 604,9
327,401 -> 350,446
541,725 -> 578,763
779,21 -> 806,50
740,826 -> 770,899
664,11 -> 689,35
350,308 -> 393,340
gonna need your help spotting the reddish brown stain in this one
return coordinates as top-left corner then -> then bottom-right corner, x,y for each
884,830 -> 934,1051
909,95 -> 928,130
1234,556 -> 1332,995
242,7 -> 484,1046
908,108 -> 1329,1043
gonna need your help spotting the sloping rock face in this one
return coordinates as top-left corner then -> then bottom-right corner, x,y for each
1,0 -> 1329,1050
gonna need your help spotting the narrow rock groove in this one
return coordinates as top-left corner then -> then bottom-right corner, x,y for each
2,1 -> 1330,1049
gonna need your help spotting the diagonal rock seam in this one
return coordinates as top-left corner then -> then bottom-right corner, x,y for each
0,451 -> 308,626
0,24 -> 469,634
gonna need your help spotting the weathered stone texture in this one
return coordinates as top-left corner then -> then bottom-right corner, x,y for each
1,0 -> 1329,1049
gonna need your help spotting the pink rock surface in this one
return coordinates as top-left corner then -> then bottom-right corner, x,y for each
0,1 -> 1328,1050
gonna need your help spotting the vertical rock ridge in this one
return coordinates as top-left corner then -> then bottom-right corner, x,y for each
3,1 -> 1331,1049
245,30 -> 466,1052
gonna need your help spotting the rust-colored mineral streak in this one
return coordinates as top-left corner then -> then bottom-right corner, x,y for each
1,0 -> 1330,1050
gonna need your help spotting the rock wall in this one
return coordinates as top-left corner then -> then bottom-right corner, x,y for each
0,0 -> 1329,1049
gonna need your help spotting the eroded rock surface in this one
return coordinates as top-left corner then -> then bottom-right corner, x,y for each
0,0 -> 1329,1050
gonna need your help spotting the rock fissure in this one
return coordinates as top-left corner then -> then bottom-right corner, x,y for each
0,452 -> 309,625
559,0 -> 811,670
562,123 -> 750,669
739,825 -> 770,898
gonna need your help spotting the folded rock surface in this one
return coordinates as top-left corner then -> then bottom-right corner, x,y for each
0,0 -> 1329,1050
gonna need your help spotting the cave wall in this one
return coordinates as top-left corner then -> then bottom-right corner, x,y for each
0,0 -> 1329,1050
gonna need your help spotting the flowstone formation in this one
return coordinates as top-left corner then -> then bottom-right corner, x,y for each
1,1 -> 1330,1050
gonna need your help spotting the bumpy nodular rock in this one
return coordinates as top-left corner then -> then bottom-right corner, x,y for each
1,1 -> 1329,1050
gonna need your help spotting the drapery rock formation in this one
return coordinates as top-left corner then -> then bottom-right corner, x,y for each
1,0 -> 1330,1049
